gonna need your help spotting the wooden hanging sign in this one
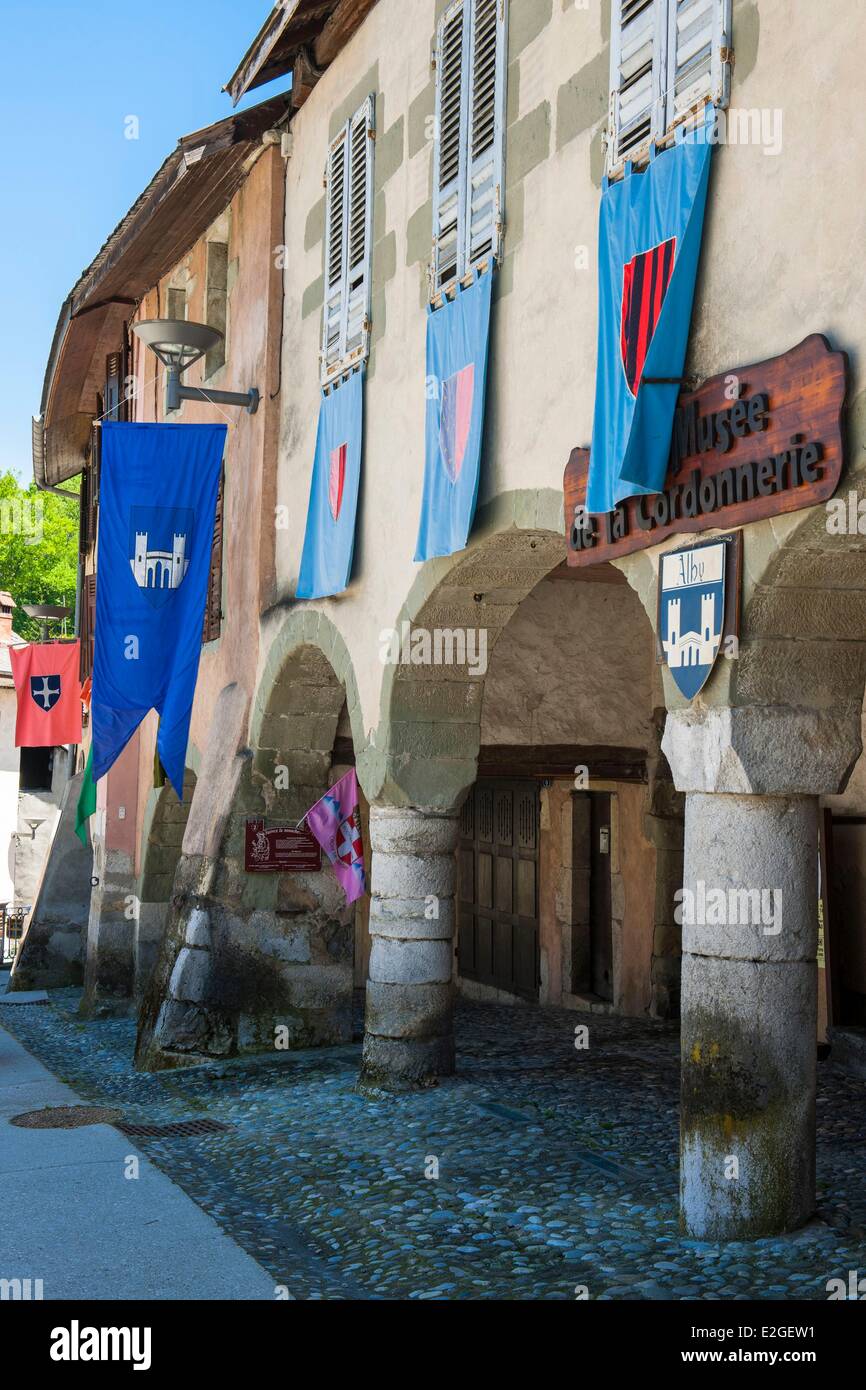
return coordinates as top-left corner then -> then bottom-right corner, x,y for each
564,335 -> 847,566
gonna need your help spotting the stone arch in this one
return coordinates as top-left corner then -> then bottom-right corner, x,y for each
360,490 -> 683,1088
135,620 -> 363,1070
371,489 -> 568,809
135,769 -> 196,1001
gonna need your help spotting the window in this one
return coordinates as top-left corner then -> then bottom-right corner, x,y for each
20,747 -> 54,793
202,471 -> 224,645
167,286 -> 187,322
607,0 -> 732,176
204,243 -> 228,378
431,0 -> 507,296
321,95 -> 375,385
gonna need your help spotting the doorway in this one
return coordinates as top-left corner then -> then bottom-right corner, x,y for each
571,790 -> 613,1002
457,779 -> 540,1000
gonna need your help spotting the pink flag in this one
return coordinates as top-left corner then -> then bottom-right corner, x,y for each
305,769 -> 367,904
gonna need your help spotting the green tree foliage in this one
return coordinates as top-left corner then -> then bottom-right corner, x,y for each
0,472 -> 79,642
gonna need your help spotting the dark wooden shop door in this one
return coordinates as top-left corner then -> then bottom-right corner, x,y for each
457,779 -> 540,1000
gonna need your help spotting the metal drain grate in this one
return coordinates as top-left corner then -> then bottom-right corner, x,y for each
118,1118 -> 229,1139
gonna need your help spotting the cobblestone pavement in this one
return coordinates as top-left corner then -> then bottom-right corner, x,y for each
2,990 -> 864,1301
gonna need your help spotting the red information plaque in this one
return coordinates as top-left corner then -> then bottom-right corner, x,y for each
244,819 -> 322,873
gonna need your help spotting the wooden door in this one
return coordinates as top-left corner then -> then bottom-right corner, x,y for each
458,779 -> 539,1000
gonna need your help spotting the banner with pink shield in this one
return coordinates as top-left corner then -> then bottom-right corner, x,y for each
304,769 -> 367,904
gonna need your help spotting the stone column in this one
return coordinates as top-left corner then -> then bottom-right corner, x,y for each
661,705 -> 856,1241
361,806 -> 459,1089
679,791 -> 817,1239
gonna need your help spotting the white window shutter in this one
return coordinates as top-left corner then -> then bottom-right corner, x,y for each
432,0 -> 468,291
664,0 -> 732,130
345,95 -> 375,363
608,0 -> 666,175
322,127 -> 348,379
321,96 -> 375,384
464,0 -> 506,273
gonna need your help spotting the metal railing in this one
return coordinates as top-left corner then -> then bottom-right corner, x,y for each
0,905 -> 29,966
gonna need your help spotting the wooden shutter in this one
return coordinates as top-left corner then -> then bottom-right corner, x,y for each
85,423 -> 100,547
78,461 -> 90,560
664,0 -> 731,130
608,0 -> 665,174
79,573 -> 97,681
433,0 -> 506,292
321,98 -> 375,384
202,472 -> 224,644
464,0 -> 505,272
322,128 -> 348,379
432,0 -> 467,291
345,97 -> 375,363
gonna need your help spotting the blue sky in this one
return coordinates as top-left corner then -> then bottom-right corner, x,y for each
0,0 -> 288,481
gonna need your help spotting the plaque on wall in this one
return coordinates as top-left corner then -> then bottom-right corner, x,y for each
244,819 -> 322,873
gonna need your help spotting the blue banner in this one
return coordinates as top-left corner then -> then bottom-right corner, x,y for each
586,122 -> 714,514
297,368 -> 364,599
92,421 -> 226,798
415,269 -> 493,561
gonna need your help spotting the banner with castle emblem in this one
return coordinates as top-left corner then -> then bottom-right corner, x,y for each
297,368 -> 364,599
415,269 -> 493,561
659,538 -> 726,700
92,421 -> 226,796
586,117 -> 714,514
11,640 -> 82,747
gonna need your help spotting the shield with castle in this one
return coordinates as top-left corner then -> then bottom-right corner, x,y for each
659,537 -> 726,699
128,506 -> 194,609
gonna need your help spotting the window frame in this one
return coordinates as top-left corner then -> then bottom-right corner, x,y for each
430,0 -> 508,300
320,94 -> 375,387
607,0 -> 732,179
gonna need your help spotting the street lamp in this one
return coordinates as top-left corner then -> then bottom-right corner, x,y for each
22,604 -> 73,642
132,319 -> 259,415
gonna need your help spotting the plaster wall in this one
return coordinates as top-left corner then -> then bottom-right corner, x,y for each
270,0 -> 866,764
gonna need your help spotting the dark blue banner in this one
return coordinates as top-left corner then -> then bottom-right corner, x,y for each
92,421 -> 226,797
587,121 -> 714,514
415,269 -> 493,561
297,368 -> 364,599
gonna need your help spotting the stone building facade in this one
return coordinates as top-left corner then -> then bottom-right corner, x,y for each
29,0 -> 866,1243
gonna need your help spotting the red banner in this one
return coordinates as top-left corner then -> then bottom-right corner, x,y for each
11,642 -> 82,747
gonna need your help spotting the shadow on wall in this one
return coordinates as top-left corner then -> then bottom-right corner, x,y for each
135,769 -> 197,1001
134,648 -> 357,1072
9,769 -> 92,991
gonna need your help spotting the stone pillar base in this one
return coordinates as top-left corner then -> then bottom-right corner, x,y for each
359,807 -> 458,1091
678,791 -> 818,1239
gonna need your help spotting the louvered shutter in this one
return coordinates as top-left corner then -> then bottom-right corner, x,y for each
464,0 -> 505,272
79,573 -> 97,682
664,0 -> 731,130
202,471 -> 224,644
78,462 -> 90,560
345,97 -> 374,363
608,0 -> 665,174
432,0 -> 467,291
433,0 -> 506,293
104,352 -> 124,422
86,423 -> 100,546
321,98 -> 375,384
322,128 -> 348,379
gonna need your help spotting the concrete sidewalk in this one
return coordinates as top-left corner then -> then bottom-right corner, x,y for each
0,985 -> 276,1299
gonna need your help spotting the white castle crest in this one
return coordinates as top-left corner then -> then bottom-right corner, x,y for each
663,592 -> 719,669
130,530 -> 189,591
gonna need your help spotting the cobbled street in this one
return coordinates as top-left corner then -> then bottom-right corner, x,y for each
3,992 -> 864,1301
